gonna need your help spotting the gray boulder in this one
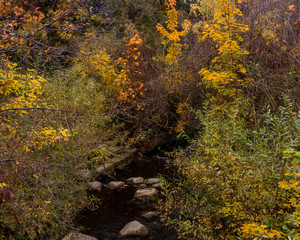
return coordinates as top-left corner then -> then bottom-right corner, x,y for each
108,181 -> 125,189
152,183 -> 164,190
132,177 -> 144,184
134,188 -> 158,201
146,178 -> 160,185
141,211 -> 158,220
62,232 -> 98,240
87,181 -> 102,192
127,177 -> 144,184
119,220 -> 148,238
126,177 -> 135,183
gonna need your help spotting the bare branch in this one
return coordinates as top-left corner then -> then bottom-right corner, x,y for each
0,158 -> 32,163
0,107 -> 64,113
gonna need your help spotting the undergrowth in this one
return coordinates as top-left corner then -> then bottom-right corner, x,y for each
158,98 -> 299,239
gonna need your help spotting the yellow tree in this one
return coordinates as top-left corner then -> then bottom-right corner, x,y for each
156,0 -> 192,133
157,0 -> 191,65
198,0 -> 249,100
0,55 -> 71,154
77,33 -> 146,110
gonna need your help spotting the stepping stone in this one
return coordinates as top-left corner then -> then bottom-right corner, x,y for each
127,177 -> 144,184
126,177 -> 135,183
119,220 -> 148,238
132,177 -> 144,184
146,178 -> 160,184
141,211 -> 159,220
152,182 -> 164,190
108,181 -> 124,189
134,188 -> 158,201
63,232 -> 98,240
87,181 -> 102,192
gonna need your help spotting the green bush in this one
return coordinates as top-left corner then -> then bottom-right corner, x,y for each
158,98 -> 299,239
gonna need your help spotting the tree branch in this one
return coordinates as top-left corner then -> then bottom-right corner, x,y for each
0,107 -> 63,113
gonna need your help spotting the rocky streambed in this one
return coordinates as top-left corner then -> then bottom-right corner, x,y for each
67,154 -> 178,240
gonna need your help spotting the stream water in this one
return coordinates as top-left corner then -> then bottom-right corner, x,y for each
75,154 -> 179,240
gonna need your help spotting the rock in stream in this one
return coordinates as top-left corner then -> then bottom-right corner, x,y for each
87,181 -> 102,192
63,232 -> 98,240
108,181 -> 125,190
134,188 -> 159,201
119,220 -> 149,238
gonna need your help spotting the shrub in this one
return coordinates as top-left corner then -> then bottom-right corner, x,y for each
158,98 -> 299,239
0,55 -> 111,239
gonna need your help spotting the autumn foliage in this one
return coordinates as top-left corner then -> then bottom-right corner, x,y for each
0,0 -> 299,239
199,0 -> 249,100
157,0 -> 191,65
0,0 -> 93,66
0,55 -> 71,154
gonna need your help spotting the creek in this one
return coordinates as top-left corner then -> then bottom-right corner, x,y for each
75,153 -> 179,240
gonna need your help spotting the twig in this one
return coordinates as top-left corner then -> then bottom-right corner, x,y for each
0,158 -> 33,163
0,107 -> 70,113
